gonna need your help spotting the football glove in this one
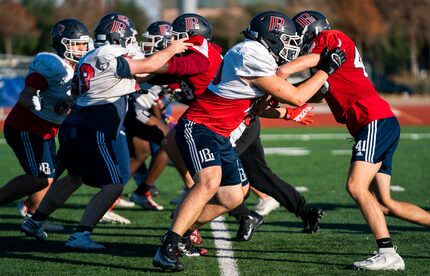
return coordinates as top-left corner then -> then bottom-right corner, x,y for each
31,90 -> 43,111
317,47 -> 346,76
284,104 -> 314,125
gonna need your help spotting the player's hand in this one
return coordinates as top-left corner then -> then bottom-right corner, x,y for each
317,47 -> 346,76
167,37 -> 192,54
135,93 -> 157,110
31,90 -> 43,111
284,104 -> 314,125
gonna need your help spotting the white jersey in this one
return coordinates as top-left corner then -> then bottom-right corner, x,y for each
29,52 -> 74,125
185,39 -> 278,137
208,39 -> 277,100
76,44 -> 137,106
66,44 -> 137,139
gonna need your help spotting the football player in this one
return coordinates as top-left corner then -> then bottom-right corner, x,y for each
0,19 -> 91,229
21,16 -> 191,250
153,10 -> 345,271
278,10 -> 430,271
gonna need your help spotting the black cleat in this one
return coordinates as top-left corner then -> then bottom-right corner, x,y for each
235,211 -> 264,241
153,243 -> 184,271
178,237 -> 207,257
302,206 -> 324,233
149,185 -> 160,197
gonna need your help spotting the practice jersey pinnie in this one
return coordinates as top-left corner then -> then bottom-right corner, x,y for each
184,39 -> 277,137
65,44 -> 137,139
309,30 -> 395,136
29,52 -> 74,124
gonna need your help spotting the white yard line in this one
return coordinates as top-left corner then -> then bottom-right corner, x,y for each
210,216 -> 239,276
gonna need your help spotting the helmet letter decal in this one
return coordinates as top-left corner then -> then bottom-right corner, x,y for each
158,24 -> 171,36
269,16 -> 285,32
117,15 -> 130,26
55,24 -> 65,36
111,20 -> 127,36
185,17 -> 200,31
295,13 -> 316,28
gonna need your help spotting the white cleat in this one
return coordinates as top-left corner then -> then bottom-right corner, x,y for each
21,217 -> 48,240
130,192 -> 164,210
115,198 -> 136,208
17,200 -> 28,218
353,247 -> 405,271
65,231 -> 105,250
100,211 -> 131,224
255,196 -> 280,216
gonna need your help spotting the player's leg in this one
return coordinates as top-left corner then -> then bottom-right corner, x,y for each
0,126 -> 52,205
371,173 -> 430,227
350,118 -> 404,270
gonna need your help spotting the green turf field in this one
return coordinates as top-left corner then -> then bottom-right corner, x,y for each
1,126 -> 429,275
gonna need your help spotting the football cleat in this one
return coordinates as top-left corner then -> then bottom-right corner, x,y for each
353,247 -> 405,271
21,217 -> 48,240
130,192 -> 164,210
24,214 -> 65,232
235,211 -> 264,241
302,206 -> 324,233
178,237 -> 207,257
17,199 -> 28,218
190,229 -> 203,245
114,197 -> 136,208
255,196 -> 280,216
153,243 -> 184,271
100,211 -> 131,224
65,231 -> 105,250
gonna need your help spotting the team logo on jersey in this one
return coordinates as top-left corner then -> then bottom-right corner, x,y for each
159,24 -> 171,36
198,148 -> 215,163
185,17 -> 200,32
295,13 -> 316,28
268,16 -> 285,32
111,20 -> 127,36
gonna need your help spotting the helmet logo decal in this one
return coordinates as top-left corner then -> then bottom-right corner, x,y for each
185,17 -> 200,31
268,16 -> 285,32
295,13 -> 316,28
56,24 -> 66,35
111,20 -> 127,36
117,15 -> 130,26
158,24 -> 171,36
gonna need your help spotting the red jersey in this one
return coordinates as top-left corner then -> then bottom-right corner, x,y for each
166,35 -> 223,105
310,30 -> 395,136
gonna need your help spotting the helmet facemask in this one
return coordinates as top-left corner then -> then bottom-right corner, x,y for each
61,35 -> 93,62
278,33 -> 302,63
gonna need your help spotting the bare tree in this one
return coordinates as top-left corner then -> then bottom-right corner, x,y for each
0,0 -> 38,57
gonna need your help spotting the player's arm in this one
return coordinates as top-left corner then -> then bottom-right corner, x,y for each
277,53 -> 320,79
18,72 -> 48,111
127,37 -> 192,75
248,47 -> 346,106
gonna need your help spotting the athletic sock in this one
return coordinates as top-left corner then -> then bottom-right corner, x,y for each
376,237 -> 393,249
31,210 -> 48,221
134,182 -> 151,195
164,230 -> 181,245
76,225 -> 93,233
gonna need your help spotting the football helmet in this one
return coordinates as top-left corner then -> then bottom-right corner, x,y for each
99,12 -> 138,35
142,21 -> 172,56
292,11 -> 331,53
242,11 -> 301,64
94,18 -> 139,55
51,18 -> 92,63
171,13 -> 212,40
